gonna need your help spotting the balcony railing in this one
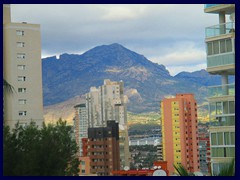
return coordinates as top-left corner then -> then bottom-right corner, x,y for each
207,52 -> 235,68
208,83 -> 235,98
208,84 -> 235,97
204,4 -> 220,8
206,22 -> 235,38
210,115 -> 235,126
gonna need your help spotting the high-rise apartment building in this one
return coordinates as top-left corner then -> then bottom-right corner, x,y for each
3,4 -> 44,128
74,103 -> 88,156
88,121 -> 120,176
161,94 -> 200,175
198,123 -> 211,175
86,79 -> 130,169
204,4 -> 235,175
157,144 -> 163,161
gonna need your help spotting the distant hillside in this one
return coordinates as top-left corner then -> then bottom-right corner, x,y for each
42,43 -> 232,119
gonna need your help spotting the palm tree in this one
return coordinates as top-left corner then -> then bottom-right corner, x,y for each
173,163 -> 193,176
3,79 -> 15,94
3,79 -> 15,125
214,158 -> 235,176
173,159 -> 235,176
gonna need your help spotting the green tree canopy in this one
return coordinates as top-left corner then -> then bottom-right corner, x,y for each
3,119 -> 80,176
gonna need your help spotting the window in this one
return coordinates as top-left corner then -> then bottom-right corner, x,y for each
226,39 -> 232,52
208,38 -> 233,56
229,101 -> 235,114
210,101 -> 235,116
17,42 -> 25,47
18,99 -> 27,105
17,53 -> 26,59
216,102 -> 222,115
213,41 -> 219,54
81,161 -> 85,166
16,30 -> 24,36
212,147 -> 235,158
207,42 -> 213,55
217,132 -> 223,145
230,132 -> 235,145
81,169 -> 85,174
18,76 -> 26,81
220,40 -> 226,53
211,133 -> 217,145
17,65 -> 26,70
18,88 -> 26,93
19,111 -> 27,116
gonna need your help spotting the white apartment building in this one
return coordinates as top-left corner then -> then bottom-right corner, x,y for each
204,4 -> 235,175
74,103 -> 88,156
3,4 -> 44,128
85,79 -> 130,169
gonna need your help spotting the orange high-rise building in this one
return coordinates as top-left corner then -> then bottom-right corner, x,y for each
161,94 -> 200,175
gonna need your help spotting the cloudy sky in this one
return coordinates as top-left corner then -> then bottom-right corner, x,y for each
11,4 -> 222,75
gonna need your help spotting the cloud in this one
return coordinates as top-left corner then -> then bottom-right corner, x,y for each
10,4 -> 218,74
166,63 -> 207,76
100,5 -> 147,21
148,41 -> 207,66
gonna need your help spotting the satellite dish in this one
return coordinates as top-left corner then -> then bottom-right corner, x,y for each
153,166 -> 158,169
194,172 -> 203,176
153,169 -> 167,176
124,166 -> 129,171
230,13 -> 235,22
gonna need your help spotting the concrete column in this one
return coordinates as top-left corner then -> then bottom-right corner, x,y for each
219,12 -> 226,35
221,74 -> 228,95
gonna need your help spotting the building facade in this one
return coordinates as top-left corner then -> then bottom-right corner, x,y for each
3,4 -> 44,128
204,4 -> 235,175
78,156 -> 91,176
157,144 -> 163,161
87,121 -> 120,176
74,104 -> 88,156
86,79 -> 130,169
198,123 -> 211,175
161,94 -> 200,175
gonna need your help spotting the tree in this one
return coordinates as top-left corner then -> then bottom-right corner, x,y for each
214,158 -> 235,176
173,163 -> 193,176
3,79 -> 15,94
3,119 -> 80,176
173,160 -> 235,176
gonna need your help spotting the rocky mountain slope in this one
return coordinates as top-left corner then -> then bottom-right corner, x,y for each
42,43 -> 233,123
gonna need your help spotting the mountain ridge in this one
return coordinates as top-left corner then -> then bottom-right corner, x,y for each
42,43 -> 230,115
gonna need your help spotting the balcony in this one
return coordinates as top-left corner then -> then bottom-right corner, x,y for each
208,83 -> 235,98
204,4 -> 235,14
207,53 -> 235,74
205,22 -> 235,38
210,115 -> 235,127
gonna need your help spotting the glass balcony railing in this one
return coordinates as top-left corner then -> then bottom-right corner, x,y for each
210,115 -> 235,126
206,22 -> 235,38
207,52 -> 235,68
204,4 -> 220,8
208,83 -> 235,98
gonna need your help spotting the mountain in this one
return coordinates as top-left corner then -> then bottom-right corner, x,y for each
42,43 -> 229,120
175,69 -> 234,86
